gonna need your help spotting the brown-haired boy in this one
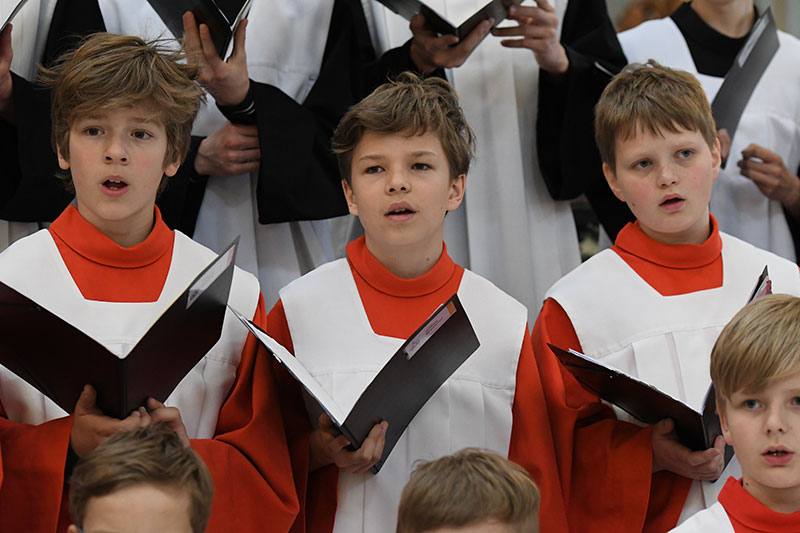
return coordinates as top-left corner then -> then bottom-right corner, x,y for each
68,423 -> 214,533
265,73 -> 570,532
672,294 -> 800,531
533,61 -> 800,531
397,448 -> 540,533
0,34 -> 297,531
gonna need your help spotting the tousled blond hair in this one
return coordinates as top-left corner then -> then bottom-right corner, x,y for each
38,33 -> 206,189
594,60 -> 717,171
711,294 -> 800,403
332,72 -> 474,184
396,449 -> 540,533
69,423 -> 214,533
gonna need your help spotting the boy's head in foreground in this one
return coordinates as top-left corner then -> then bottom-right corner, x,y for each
68,423 -> 214,533
595,60 -> 721,246
39,33 -> 205,246
711,294 -> 800,513
331,73 -> 474,277
396,449 -> 540,533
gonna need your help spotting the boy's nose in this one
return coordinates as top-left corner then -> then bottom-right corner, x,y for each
104,136 -> 128,163
385,169 -> 410,193
764,405 -> 789,434
656,165 -> 679,187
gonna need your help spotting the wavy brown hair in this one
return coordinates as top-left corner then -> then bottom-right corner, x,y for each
69,423 -> 213,533
39,33 -> 205,187
397,448 -> 540,533
332,71 -> 475,184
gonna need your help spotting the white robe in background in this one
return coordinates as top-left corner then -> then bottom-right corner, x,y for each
366,0 -> 581,321
619,17 -> 800,262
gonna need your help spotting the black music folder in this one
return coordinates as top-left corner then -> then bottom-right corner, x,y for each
712,6 -> 779,167
376,0 -> 518,39
0,238 -> 238,419
231,293 -> 480,474
549,344 -> 730,466
549,266 -> 773,469
146,0 -> 252,57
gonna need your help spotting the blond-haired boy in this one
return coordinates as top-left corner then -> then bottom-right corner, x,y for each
397,448 -> 540,533
672,294 -> 800,531
533,61 -> 800,531
265,73 -> 570,532
68,423 -> 214,533
0,34 -> 297,531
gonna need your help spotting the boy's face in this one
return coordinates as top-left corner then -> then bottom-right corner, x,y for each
719,372 -> 800,512
57,104 -> 179,246
342,130 -> 465,268
67,483 -> 193,533
602,125 -> 720,245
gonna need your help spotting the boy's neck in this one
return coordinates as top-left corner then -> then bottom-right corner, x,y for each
691,0 -> 755,38
742,476 -> 800,514
77,205 -> 155,248
363,236 -> 444,280
639,213 -> 713,246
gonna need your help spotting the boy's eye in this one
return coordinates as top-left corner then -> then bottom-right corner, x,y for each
677,149 -> 694,159
412,162 -> 431,171
743,399 -> 761,409
84,127 -> 102,136
132,130 -> 152,140
792,397 -> 800,407
365,166 -> 383,174
633,160 -> 651,170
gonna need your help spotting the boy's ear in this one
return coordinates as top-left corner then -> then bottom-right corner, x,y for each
56,146 -> 70,171
447,174 -> 466,211
164,158 -> 180,178
341,179 -> 359,216
710,137 -> 722,184
717,401 -> 735,447
67,526 -> 80,533
602,162 -> 626,202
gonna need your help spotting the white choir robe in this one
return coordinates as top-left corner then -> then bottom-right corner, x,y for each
280,257 -> 527,532
546,232 -> 800,523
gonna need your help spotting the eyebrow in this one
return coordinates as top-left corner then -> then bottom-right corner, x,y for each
357,151 -> 437,162
76,114 -> 160,125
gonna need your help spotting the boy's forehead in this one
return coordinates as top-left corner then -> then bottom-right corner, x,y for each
354,129 -> 443,156
71,103 -> 165,125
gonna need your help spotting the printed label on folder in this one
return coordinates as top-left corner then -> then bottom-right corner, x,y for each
404,301 -> 456,359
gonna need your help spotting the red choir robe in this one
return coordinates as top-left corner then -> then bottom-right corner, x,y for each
267,236 -> 570,532
672,477 -> 800,532
531,219 -> 736,531
0,205 -> 298,532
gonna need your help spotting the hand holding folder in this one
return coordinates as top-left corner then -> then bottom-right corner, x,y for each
146,0 -> 252,58
231,293 -> 480,474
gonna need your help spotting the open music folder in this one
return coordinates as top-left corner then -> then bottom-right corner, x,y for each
376,0 -> 518,39
146,0 -> 252,57
0,238 -> 239,419
231,293 -> 480,474
549,266 -> 772,471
